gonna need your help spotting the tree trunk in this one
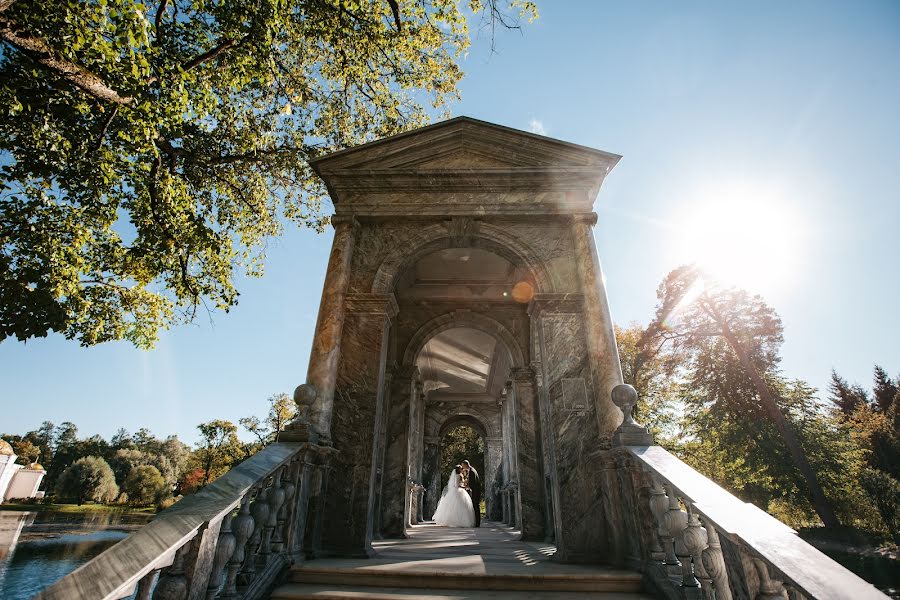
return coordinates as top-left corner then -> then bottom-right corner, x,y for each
717,321 -> 840,528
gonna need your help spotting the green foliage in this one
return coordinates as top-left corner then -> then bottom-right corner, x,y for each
124,464 -> 168,505
239,392 -> 296,445
439,425 -> 484,491
0,0 -> 536,348
11,438 -> 40,465
194,419 -> 243,485
56,455 -> 119,505
615,323 -> 681,443
859,469 -> 900,543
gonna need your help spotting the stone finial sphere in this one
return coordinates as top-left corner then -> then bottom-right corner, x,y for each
611,384 -> 638,426
293,383 -> 318,407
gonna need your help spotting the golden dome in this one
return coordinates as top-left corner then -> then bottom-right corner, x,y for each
28,463 -> 44,471
0,439 -> 14,456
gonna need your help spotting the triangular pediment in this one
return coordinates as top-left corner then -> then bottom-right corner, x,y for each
311,116 -> 620,172
310,117 -> 621,215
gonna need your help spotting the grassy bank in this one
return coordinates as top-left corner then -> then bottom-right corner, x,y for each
0,502 -> 155,515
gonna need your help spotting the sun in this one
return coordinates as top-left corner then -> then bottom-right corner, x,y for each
676,183 -> 802,294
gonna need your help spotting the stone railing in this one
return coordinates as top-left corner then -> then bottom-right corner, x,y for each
35,441 -> 335,600
609,384 -> 888,600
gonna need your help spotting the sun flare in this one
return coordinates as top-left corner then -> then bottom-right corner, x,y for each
677,184 -> 802,293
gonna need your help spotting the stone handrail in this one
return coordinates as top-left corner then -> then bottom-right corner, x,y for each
610,384 -> 888,600
35,441 -> 335,600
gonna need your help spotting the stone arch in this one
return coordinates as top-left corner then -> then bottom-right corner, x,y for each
438,413 -> 490,440
372,222 -> 558,294
401,311 -> 526,368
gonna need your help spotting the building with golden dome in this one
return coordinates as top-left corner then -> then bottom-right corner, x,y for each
0,438 -> 46,502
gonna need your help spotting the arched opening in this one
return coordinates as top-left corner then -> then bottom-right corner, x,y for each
439,423 -> 485,520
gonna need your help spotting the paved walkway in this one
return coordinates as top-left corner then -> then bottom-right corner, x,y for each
272,521 -> 652,599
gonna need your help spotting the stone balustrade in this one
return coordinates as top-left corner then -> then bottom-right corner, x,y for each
609,384 -> 888,600
35,441 -> 335,600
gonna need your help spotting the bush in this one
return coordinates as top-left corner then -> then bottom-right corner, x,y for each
56,456 -> 119,505
860,468 -> 900,543
124,465 -> 169,505
156,495 -> 181,512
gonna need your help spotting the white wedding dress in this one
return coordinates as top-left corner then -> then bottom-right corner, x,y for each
432,471 -> 475,527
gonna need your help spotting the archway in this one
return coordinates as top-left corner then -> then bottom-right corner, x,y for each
438,417 -> 486,521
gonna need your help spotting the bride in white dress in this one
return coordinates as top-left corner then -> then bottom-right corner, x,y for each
432,465 -> 475,527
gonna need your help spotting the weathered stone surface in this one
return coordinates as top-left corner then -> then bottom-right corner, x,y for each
321,297 -> 395,557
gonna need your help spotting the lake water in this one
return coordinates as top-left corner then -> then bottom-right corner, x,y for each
0,510 -> 152,600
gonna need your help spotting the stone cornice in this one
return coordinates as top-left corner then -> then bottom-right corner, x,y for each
572,212 -> 599,226
344,293 -> 399,317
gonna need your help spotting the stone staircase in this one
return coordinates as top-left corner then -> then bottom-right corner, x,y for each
269,522 -> 650,600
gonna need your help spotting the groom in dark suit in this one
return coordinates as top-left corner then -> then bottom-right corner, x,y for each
462,460 -> 481,527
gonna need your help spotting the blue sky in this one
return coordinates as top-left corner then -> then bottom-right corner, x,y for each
2,1 -> 899,445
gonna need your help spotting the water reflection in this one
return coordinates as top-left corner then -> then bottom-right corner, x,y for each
0,510 -> 151,600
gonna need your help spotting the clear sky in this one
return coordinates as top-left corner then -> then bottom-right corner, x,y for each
2,1 -> 899,445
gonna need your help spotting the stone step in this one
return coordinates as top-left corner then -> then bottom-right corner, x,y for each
286,566 -> 644,593
271,582 -> 653,600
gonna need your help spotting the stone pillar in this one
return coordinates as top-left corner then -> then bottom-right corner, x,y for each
416,486 -> 425,523
306,216 -> 360,442
380,366 -> 417,538
510,367 -> 545,540
422,437 -> 440,519
320,293 -> 397,557
484,437 -> 503,521
571,212 -> 623,438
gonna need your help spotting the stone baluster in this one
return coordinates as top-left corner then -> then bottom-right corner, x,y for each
240,487 -> 270,584
752,558 -> 788,600
662,483 -> 688,577
153,542 -> 191,600
677,502 -> 706,589
205,511 -> 236,600
647,477 -> 669,562
276,460 -> 301,553
135,569 -> 159,600
700,523 -> 732,600
260,470 -> 286,564
273,464 -> 296,553
221,496 -> 255,599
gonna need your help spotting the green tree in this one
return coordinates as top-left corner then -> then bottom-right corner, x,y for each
124,464 -> 168,505
195,419 -> 242,485
0,0 -> 536,348
649,265 -> 839,527
439,425 -> 484,491
240,392 -> 297,445
615,323 -> 681,443
12,439 -> 40,465
56,455 -> 119,505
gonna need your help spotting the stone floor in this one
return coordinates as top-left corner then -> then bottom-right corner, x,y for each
270,521 -> 653,599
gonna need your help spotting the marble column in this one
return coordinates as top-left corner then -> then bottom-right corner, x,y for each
306,216 -> 360,442
571,213 -> 623,438
380,366 -> 417,538
320,293 -> 397,557
422,438 -> 440,519
484,437 -> 503,521
510,367 -> 545,540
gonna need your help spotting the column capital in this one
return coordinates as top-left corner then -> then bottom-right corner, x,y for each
527,293 -> 584,316
344,293 -> 399,318
509,366 -> 535,383
330,215 -> 360,230
571,212 -> 598,226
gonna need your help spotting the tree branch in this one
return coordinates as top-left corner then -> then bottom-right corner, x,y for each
89,105 -> 118,152
1,19 -> 133,105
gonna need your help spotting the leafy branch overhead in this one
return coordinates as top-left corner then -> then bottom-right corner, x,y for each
0,0 -> 538,348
